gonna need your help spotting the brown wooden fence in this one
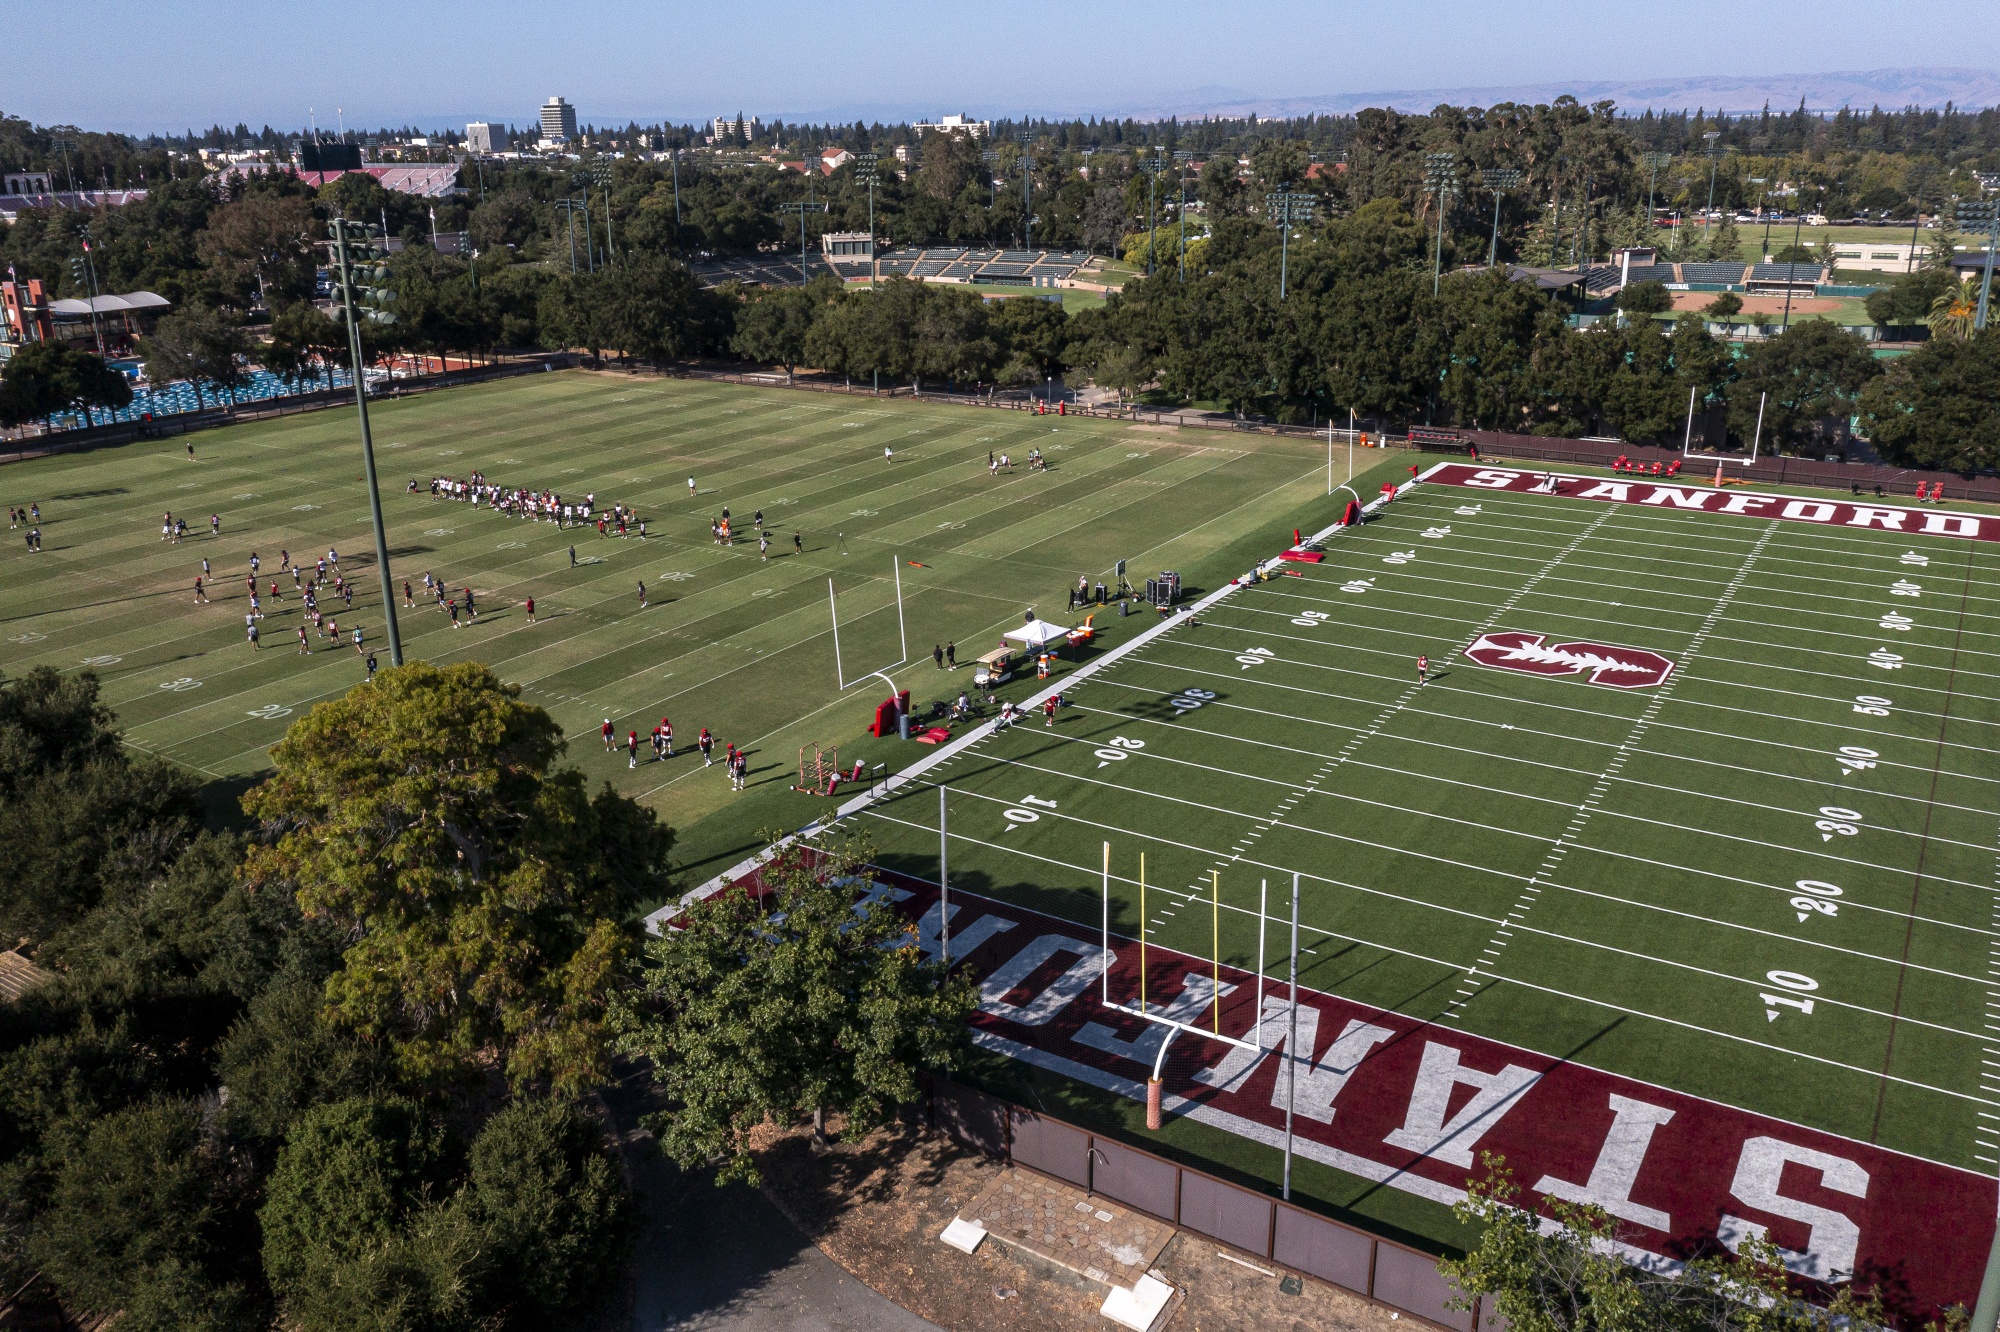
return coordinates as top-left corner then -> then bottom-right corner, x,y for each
928,1079 -> 1495,1332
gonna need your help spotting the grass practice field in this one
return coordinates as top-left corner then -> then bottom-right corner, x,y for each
847,464 -> 2000,1272
0,371 -> 1361,884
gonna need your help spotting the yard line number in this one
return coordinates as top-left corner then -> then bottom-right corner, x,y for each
1791,878 -> 1842,922
1166,688 -> 1216,716
1290,609 -> 1330,628
1813,806 -> 1862,841
1852,694 -> 1892,716
1095,735 -> 1146,768
1761,969 -> 1819,1022
1002,794 -> 1058,831
1235,646 -> 1275,670
1835,745 -> 1877,777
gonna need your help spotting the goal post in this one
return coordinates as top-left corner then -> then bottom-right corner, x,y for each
1096,842 -> 1305,1197
827,555 -> 911,690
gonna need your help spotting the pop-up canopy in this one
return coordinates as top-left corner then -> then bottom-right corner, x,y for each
1003,616 -> 1072,648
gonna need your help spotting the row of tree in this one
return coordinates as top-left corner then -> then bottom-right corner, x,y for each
0,662 -> 971,1329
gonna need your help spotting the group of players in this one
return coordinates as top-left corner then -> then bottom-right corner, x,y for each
9,503 -> 45,551
419,471 -> 652,537
196,544 -> 381,673
601,716 -> 749,789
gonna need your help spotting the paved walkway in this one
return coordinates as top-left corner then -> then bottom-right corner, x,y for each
606,1075 -> 943,1332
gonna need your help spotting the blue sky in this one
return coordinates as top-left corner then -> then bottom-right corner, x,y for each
16,0 -> 2000,134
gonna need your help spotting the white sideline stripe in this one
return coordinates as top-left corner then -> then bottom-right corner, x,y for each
655,465 -> 1435,924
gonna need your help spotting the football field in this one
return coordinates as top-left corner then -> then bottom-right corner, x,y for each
844,462 -> 2000,1303
0,371 -> 1352,881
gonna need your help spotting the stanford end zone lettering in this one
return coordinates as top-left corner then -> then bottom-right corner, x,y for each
1465,630 -> 1674,688
1428,463 -> 1996,542
807,873 -> 1988,1315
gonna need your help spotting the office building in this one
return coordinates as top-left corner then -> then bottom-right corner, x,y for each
912,114 -> 990,139
466,122 -> 508,154
711,114 -> 762,144
541,96 -> 578,144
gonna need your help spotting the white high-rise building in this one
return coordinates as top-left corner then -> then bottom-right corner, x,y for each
466,122 -> 508,154
711,114 -> 762,144
540,96 -> 578,144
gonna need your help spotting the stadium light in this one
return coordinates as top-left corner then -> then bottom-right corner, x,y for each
1701,131 -> 1723,245
1141,147 -> 1167,276
70,224 -> 107,355
553,197 -> 588,276
1423,152 -> 1460,295
1953,199 -> 2000,331
1264,190 -> 1316,299
1641,151 -> 1672,238
326,217 -> 405,667
590,159 -> 617,266
778,198 -> 828,287
50,129 -> 80,193
855,152 -> 880,291
1020,131 -> 1035,251
981,148 -> 1002,211
1479,168 -> 1522,268
1174,150 -> 1194,282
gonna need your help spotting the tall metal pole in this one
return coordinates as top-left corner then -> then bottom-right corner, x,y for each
1976,210 -> 1999,331
1283,871 -> 1299,1201
1489,189 -> 1504,268
331,221 -> 404,666
671,148 -> 682,231
1279,215 -> 1290,300
939,784 -> 950,968
1702,130 -> 1723,248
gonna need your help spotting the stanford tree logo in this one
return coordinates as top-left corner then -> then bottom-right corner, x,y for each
1463,630 -> 1675,689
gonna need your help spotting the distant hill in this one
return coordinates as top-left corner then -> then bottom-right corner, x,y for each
1124,67 -> 2000,120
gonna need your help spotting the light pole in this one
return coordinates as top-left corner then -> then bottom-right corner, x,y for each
670,146 -> 682,235
1142,148 -> 1167,276
592,158 -> 617,266
1020,131 -> 1034,251
553,197 -> 586,276
1264,190 -> 1315,300
1701,130 -> 1723,249
1955,200 -> 2000,331
71,225 -> 107,355
778,199 -> 827,287
1480,168 -> 1522,267
855,152 -> 880,291
1571,173 -> 1593,269
326,217 -> 405,667
50,130 -> 79,193
1641,151 -> 1672,241
1174,150 -> 1194,281
1423,152 -> 1460,295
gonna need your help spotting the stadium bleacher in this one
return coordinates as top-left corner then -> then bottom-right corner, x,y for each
1619,264 -> 1678,285
1582,266 -> 1623,294
694,243 -> 1088,289
1748,262 -> 1825,283
48,366 -> 356,429
1679,262 -> 1749,286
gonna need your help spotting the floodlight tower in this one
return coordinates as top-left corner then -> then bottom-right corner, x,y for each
1423,152 -> 1460,295
855,152 -> 880,290
1955,199 -> 2000,331
50,129 -> 80,192
981,149 -> 1002,210
1174,150 -> 1194,281
1019,130 -> 1034,250
1641,151 -> 1672,237
1142,147 -> 1167,276
1264,190 -> 1315,299
326,217 -> 405,666
1479,168 -> 1522,267
553,197 -> 587,275
591,158 -> 617,265
778,198 -> 827,287
1701,130 -> 1723,246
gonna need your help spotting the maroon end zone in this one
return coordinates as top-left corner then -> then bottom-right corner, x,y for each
1421,463 -> 1998,542
817,872 -> 1991,1315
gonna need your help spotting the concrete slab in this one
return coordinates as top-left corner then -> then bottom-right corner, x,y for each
1100,1274 -> 1182,1332
956,1168 -> 1172,1291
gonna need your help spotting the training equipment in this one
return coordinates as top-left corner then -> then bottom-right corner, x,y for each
792,743 -> 840,795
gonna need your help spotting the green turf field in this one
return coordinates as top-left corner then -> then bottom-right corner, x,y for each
0,371 -> 1363,884
851,470 -> 2000,1196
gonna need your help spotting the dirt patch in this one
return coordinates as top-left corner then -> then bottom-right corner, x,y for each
1669,292 -> 1845,315
752,1120 -> 1400,1332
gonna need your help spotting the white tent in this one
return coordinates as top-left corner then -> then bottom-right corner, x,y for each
1003,617 -> 1072,648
